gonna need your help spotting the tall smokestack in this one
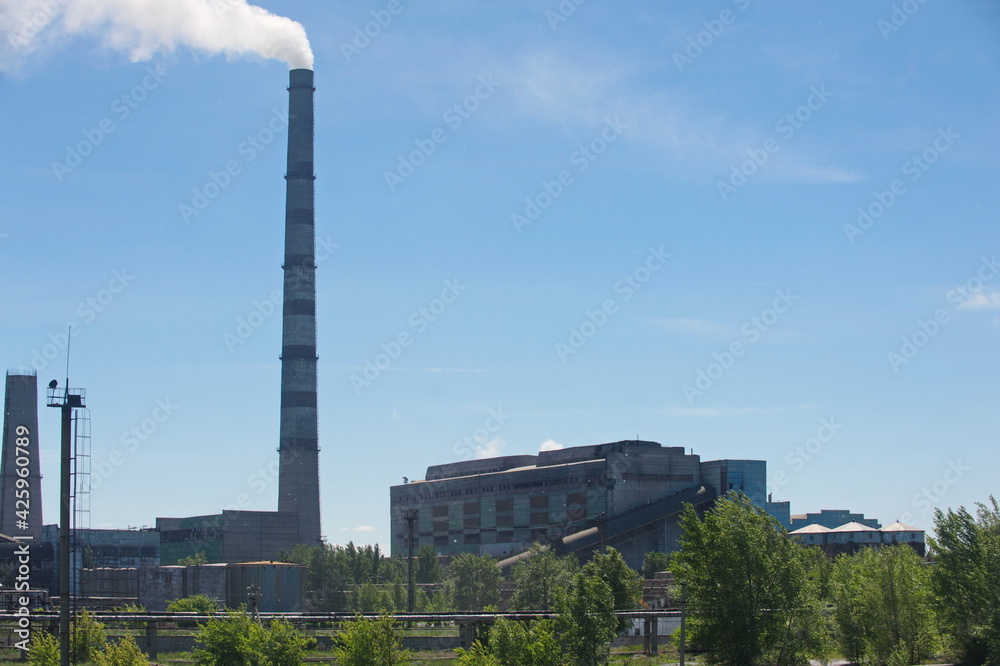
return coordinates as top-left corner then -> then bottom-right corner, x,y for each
277,68 -> 321,547
1,371 -> 42,541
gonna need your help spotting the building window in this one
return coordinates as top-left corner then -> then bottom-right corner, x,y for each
464,533 -> 481,545
496,531 -> 513,543
497,515 -> 514,528
530,496 -> 548,509
433,505 -> 449,518
434,535 -> 448,547
530,512 -> 548,525
464,502 -> 480,515
496,499 -> 513,512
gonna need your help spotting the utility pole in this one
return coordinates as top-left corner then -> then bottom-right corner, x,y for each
402,509 -> 418,612
46,381 -> 85,666
679,582 -> 687,666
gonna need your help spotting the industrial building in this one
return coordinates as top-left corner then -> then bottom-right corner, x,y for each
790,520 -> 925,556
79,561 -> 306,612
390,439 -> 791,570
157,511 -> 301,564
790,509 -> 880,531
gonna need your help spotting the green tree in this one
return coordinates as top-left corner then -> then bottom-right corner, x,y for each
484,616 -> 565,666
415,543 -> 443,583
930,496 -> 1000,664
556,571 -> 618,666
72,608 -> 108,663
334,612 -> 412,666
254,617 -> 316,666
510,544 -> 577,610
641,551 -> 671,579
194,609 -> 255,666
178,551 -> 208,565
582,547 -> 643,630
448,552 -> 502,611
672,492 -> 829,666
94,636 -> 150,666
831,545 -> 937,665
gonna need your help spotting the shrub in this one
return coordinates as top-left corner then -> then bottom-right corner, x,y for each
335,612 -> 412,666
72,608 -> 108,663
167,594 -> 220,614
94,635 -> 150,666
112,603 -> 147,630
194,610 -> 313,666
27,630 -> 59,666
455,641 -> 502,666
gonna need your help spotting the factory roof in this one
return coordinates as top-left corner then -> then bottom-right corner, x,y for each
831,521 -> 878,532
789,524 -> 832,534
881,521 -> 922,532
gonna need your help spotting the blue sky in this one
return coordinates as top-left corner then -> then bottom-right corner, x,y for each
2,1 -> 998,549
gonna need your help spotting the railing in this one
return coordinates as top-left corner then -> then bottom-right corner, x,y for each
0,609 -> 681,658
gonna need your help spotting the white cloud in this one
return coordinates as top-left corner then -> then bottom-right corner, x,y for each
540,439 -> 564,452
474,437 -> 506,459
339,525 -> 376,532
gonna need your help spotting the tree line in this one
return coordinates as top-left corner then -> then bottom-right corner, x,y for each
673,492 -> 1000,665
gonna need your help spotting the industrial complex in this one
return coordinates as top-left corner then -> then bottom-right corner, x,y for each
389,440 -> 791,570
0,66 -> 924,613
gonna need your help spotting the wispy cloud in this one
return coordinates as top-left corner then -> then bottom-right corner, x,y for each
957,289 -> 1000,311
499,49 -> 859,182
652,317 -> 733,338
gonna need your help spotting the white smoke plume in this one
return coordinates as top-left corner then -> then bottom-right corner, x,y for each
1,0 -> 313,72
